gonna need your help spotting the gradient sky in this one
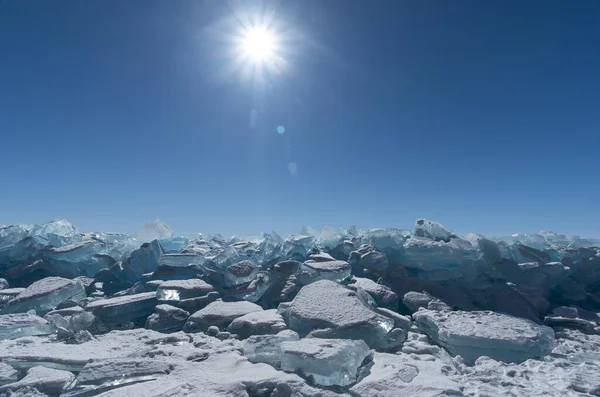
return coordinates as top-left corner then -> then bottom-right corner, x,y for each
1,0 -> 599,237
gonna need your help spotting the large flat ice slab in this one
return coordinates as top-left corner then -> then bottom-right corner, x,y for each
296,260 -> 352,285
280,338 -> 370,386
414,309 -> 555,364
1,277 -> 86,316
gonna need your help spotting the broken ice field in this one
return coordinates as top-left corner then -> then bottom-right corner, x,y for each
0,218 -> 599,396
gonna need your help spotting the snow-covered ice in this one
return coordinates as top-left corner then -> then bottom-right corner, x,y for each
183,300 -> 262,332
414,309 -> 556,364
281,280 -> 395,348
226,309 -> 287,339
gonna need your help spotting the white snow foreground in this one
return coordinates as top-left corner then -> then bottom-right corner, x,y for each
0,316 -> 597,396
0,329 -> 341,397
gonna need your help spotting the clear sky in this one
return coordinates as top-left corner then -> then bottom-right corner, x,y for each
1,0 -> 599,237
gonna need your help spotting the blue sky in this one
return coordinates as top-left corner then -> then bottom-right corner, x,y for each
1,0 -> 599,237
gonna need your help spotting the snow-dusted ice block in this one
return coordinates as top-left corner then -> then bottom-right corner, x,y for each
145,304 -> 189,333
280,338 -> 370,386
296,260 -> 351,285
85,292 -> 157,325
156,279 -> 214,302
0,366 -> 74,396
281,280 -> 395,349
414,219 -> 458,242
349,277 -> 398,309
227,309 -> 287,339
0,314 -> 55,340
243,330 -> 299,366
1,277 -> 86,316
414,309 -> 555,364
183,300 -> 263,332
349,351 -> 463,397
224,260 -> 259,287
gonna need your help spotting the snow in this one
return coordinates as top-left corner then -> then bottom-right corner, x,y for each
280,338 -> 371,386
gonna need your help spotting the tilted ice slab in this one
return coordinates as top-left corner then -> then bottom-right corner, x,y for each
1,277 -> 86,316
85,292 -> 157,325
296,260 -> 352,285
414,309 -> 556,364
156,279 -> 214,302
280,338 -> 371,387
280,280 -> 395,349
0,314 -> 55,340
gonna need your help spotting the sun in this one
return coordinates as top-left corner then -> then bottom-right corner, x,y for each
239,26 -> 278,63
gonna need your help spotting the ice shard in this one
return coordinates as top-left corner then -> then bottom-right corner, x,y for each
242,330 -> 300,367
280,338 -> 371,386
1,277 -> 86,316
